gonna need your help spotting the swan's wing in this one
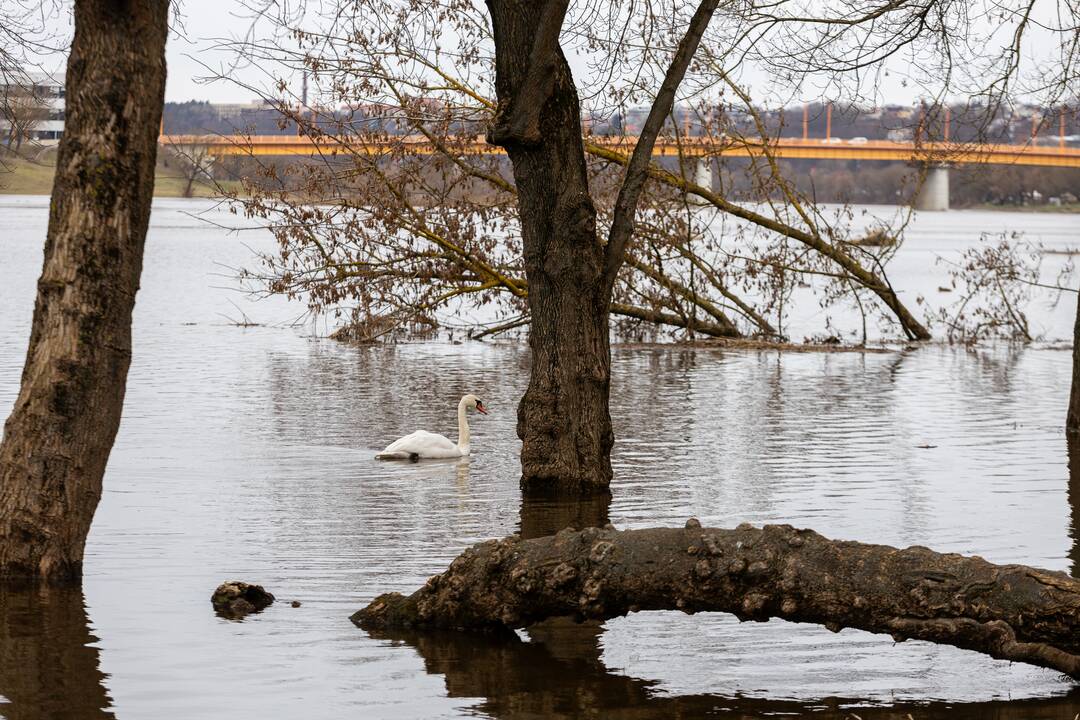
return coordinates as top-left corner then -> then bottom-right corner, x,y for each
378,430 -> 459,458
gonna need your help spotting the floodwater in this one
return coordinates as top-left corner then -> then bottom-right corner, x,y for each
1,194 -> 1080,719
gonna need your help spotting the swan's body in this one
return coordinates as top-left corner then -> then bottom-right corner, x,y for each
377,430 -> 464,460
376,394 -> 487,461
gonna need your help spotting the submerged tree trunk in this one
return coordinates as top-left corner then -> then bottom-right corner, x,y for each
486,0 -> 717,494
1069,290 -> 1080,434
0,0 -> 168,581
486,0 -> 614,494
354,522 -> 1080,679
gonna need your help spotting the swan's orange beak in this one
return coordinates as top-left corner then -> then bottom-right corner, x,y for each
476,402 -> 488,415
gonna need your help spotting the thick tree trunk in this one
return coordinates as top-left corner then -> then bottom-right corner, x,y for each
487,0 -> 614,494
1068,290 -> 1080,434
0,0 -> 168,581
354,522 -> 1080,679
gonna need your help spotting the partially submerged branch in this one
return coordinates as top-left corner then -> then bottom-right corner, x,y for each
610,303 -> 740,338
354,522 -> 1080,679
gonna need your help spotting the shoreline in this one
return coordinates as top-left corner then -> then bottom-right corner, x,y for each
0,153 -> 237,199
2,153 -> 1077,211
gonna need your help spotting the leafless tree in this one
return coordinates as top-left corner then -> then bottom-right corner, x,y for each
218,0 -> 1080,491
0,1 -> 63,163
212,0 -> 1080,681
165,140 -> 216,198
1,80 -> 48,152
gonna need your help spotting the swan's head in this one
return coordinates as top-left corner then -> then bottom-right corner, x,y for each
463,394 -> 488,415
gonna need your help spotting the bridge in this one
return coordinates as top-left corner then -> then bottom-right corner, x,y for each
160,133 -> 1080,211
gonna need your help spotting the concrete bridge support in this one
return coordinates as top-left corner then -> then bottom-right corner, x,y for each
693,158 -> 713,192
914,165 -> 950,211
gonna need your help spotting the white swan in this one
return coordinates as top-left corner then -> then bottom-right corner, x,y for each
375,394 -> 488,461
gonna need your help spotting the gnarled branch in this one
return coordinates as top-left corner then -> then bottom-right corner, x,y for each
486,0 -> 570,147
354,522 -> 1080,679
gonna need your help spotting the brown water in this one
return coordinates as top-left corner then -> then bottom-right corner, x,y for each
2,195 -> 1080,718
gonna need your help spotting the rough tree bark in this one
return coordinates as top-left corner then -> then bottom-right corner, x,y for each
486,0 -> 614,494
0,0 -> 169,581
354,522 -> 1080,679
486,0 -> 719,494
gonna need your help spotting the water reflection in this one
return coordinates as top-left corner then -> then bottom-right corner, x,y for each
368,621 -> 1080,719
1068,435 -> 1080,579
0,585 -> 114,720
518,490 -> 611,539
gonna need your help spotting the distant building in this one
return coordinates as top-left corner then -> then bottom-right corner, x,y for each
214,99 -> 275,119
1,69 -> 66,144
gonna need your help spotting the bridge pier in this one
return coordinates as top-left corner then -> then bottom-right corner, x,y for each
693,158 -> 713,192
914,164 -> 950,211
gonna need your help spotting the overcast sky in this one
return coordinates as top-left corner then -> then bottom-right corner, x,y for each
28,0 -> 1066,108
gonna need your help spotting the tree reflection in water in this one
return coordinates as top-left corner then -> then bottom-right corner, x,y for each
0,585 -> 114,720
518,490 -> 611,540
367,619 -> 1080,720
1068,435 -> 1080,579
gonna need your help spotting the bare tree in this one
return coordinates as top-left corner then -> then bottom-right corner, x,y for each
0,1 -> 63,165
165,140 -> 215,198
213,0 -> 1080,682
1,81 -> 48,152
218,1 -> 1080,488
0,0 -> 169,581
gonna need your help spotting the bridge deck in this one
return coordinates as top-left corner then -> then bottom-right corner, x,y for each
160,134 -> 1080,168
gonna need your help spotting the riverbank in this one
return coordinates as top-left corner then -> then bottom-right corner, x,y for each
0,151 -> 240,198
968,201 -> 1080,213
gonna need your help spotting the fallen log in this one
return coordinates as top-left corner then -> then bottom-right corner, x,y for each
353,521 -> 1080,679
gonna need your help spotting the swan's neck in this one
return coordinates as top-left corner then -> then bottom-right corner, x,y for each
457,397 -> 470,454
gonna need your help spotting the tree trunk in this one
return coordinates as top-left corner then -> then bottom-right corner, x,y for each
0,0 -> 168,581
487,0 -> 613,494
1068,290 -> 1080,434
354,522 -> 1080,679
182,169 -> 196,199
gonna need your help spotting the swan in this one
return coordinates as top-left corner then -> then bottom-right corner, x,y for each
375,394 -> 488,461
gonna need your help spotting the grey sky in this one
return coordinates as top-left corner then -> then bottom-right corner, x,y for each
29,0 -> 1070,108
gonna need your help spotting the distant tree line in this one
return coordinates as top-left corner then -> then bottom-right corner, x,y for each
165,100 -> 1080,143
